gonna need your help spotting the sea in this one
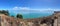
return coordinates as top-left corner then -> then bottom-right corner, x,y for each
10,12 -> 54,19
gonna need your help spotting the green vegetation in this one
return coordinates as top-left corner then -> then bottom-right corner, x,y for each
0,10 -> 23,19
16,14 -> 23,19
0,10 -> 9,16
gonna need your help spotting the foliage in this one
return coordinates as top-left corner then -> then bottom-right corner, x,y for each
0,10 -> 9,16
16,14 -> 23,19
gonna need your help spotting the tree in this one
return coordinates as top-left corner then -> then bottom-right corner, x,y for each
0,10 -> 9,16
16,14 -> 23,19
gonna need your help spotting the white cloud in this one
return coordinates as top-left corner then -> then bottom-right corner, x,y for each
13,7 -> 30,10
13,7 -> 18,10
0,7 -> 60,14
12,7 -> 60,14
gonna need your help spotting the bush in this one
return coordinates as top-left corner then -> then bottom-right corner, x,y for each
16,14 -> 23,19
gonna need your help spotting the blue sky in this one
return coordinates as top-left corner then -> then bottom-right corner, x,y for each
0,0 -> 60,14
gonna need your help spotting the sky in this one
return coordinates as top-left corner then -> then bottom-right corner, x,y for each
0,0 -> 60,14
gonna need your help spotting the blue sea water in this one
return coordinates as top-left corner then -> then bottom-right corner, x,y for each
23,13 -> 53,19
10,12 -> 53,19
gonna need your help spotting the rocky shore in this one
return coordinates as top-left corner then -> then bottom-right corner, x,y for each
0,11 -> 60,26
